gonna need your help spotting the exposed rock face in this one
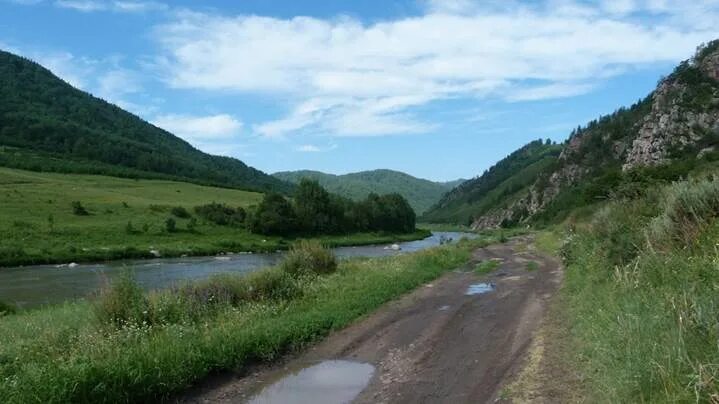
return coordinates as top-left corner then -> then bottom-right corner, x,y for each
471,43 -> 719,231
624,48 -> 719,170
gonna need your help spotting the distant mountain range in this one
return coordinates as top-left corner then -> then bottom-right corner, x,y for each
0,50 -> 291,194
423,40 -> 719,228
273,169 -> 466,214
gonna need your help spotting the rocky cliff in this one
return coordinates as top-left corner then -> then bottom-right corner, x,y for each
464,40 -> 719,230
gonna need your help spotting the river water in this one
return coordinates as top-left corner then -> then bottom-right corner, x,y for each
0,232 -> 473,309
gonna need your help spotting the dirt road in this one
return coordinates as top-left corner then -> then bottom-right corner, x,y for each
184,236 -> 563,404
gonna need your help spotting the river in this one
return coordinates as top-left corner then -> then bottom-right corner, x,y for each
0,232 -> 474,309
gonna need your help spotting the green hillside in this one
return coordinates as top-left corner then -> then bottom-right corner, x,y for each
0,50 -> 291,194
421,140 -> 562,224
274,169 -> 461,214
425,40 -> 719,228
0,167 -> 426,267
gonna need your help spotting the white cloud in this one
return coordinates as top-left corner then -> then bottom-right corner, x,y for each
55,0 -> 104,11
54,0 -> 166,12
296,144 -> 321,152
36,52 -> 92,89
506,83 -> 596,102
152,114 -> 243,142
152,2 -> 719,138
97,69 -> 141,98
296,144 -> 338,153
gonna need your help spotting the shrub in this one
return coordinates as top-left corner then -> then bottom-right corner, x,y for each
648,178 -> 719,248
94,271 -> 150,328
194,203 -> 245,226
249,193 -> 297,235
280,240 -> 337,277
156,269 -> 301,324
170,206 -> 191,219
187,217 -> 197,232
125,221 -> 136,234
71,201 -> 89,216
0,300 -> 16,316
165,217 -> 176,233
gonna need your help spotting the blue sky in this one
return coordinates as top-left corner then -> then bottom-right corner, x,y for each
2,0 -> 719,181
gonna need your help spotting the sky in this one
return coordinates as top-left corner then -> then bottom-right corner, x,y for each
1,0 -> 719,181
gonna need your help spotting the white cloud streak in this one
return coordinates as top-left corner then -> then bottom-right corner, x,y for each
152,1 -> 719,138
152,114 -> 243,143
54,0 -> 166,13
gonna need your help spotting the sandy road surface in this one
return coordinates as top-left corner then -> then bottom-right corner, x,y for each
183,236 -> 563,404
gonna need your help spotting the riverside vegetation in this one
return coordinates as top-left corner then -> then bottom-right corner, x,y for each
556,174 -> 719,402
0,167 -> 424,267
0,235 -> 498,403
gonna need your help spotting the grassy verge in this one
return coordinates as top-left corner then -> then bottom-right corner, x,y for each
0,235 -> 496,403
0,167 -> 429,267
474,259 -> 500,275
560,177 -> 719,402
417,222 -> 474,232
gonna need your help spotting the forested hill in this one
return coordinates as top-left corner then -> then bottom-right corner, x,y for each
423,40 -> 719,227
273,169 -> 464,214
421,140 -> 562,224
0,50 -> 291,194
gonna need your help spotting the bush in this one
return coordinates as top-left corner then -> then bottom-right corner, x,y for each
0,300 -> 16,316
648,178 -> 719,248
94,271 -> 150,328
170,206 -> 191,218
187,217 -> 197,232
249,193 -> 297,236
194,203 -> 245,226
280,240 -> 337,277
151,269 -> 301,324
165,217 -> 176,233
71,201 -> 89,216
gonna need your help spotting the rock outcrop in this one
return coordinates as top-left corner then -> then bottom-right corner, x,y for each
470,42 -> 719,231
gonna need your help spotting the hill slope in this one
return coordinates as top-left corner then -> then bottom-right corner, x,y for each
422,140 -> 562,224
273,169 -> 462,214
0,50 -> 291,194
425,40 -> 719,228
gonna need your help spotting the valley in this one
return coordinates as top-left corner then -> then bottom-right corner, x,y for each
1,4 -> 719,402
0,167 -> 429,267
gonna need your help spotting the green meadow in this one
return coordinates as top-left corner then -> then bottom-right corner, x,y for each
0,167 -> 428,267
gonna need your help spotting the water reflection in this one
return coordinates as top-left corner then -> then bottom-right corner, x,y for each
249,360 -> 374,404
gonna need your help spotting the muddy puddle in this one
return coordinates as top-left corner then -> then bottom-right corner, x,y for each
248,360 -> 374,404
465,283 -> 495,295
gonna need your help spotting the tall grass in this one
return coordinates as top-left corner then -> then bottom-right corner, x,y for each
562,176 -> 719,402
280,240 -> 337,276
0,236 -> 489,403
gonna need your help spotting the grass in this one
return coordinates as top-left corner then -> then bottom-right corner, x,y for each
561,176 -> 719,402
474,259 -> 500,274
0,167 -> 429,267
525,261 -> 539,271
0,234 -> 498,403
533,229 -> 562,256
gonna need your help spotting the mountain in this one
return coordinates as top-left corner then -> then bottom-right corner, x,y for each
424,40 -> 719,228
421,140 -> 562,224
273,169 -> 463,214
0,50 -> 291,194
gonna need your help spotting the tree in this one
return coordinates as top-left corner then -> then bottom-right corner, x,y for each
293,179 -> 339,233
165,217 -> 176,233
248,193 -> 296,236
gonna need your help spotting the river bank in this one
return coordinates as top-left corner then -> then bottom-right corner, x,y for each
1,231 -> 466,309
0,229 -> 431,268
0,234 -> 496,403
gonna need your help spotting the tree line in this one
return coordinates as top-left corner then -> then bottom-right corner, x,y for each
195,179 -> 416,236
